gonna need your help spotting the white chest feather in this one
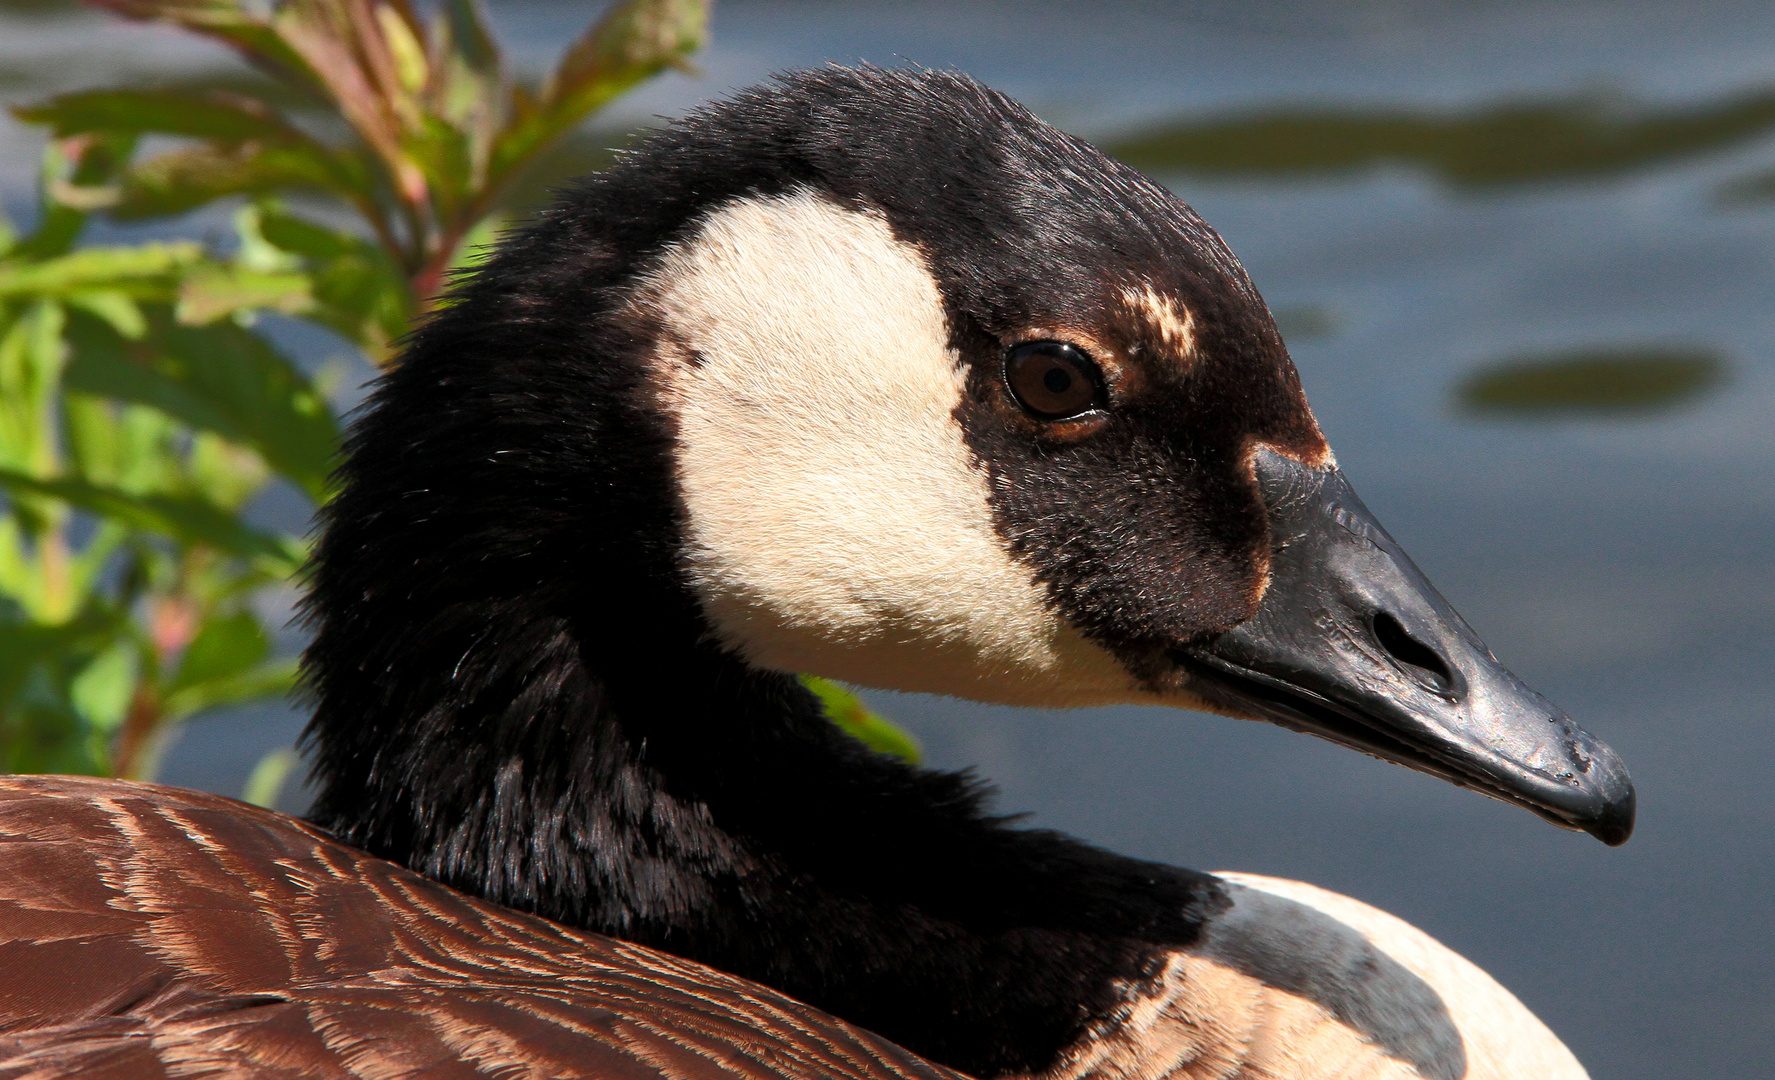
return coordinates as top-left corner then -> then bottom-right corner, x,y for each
636,190 -> 1138,705
1032,874 -> 1588,1080
1043,950 -> 1427,1080
1209,875 -> 1590,1080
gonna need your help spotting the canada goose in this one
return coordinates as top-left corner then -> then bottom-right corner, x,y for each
0,67 -> 1632,1080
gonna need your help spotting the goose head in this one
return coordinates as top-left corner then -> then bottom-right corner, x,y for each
309,67 -> 1633,844
600,70 -> 1630,844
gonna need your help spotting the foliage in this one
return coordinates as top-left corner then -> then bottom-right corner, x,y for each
802,676 -> 921,764
20,0 -> 711,361
0,0 -> 712,785
0,145 -> 308,777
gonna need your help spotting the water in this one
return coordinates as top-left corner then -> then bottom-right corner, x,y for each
4,2 -> 1773,1076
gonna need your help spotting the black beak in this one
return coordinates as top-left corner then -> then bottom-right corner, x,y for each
1178,448 -> 1635,845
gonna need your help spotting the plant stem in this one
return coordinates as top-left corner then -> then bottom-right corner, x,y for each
112,685 -> 160,780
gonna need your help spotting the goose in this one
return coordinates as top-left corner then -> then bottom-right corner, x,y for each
0,67 -> 1634,1080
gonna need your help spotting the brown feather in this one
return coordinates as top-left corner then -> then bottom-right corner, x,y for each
0,775 -> 966,1080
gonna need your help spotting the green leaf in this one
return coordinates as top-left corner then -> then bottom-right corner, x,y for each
70,640 -> 139,733
61,393 -> 184,495
242,745 -> 301,808
1457,346 -> 1727,416
425,0 -> 505,186
0,299 -> 68,482
60,394 -> 123,491
255,206 -> 410,358
546,0 -> 707,111
433,0 -> 503,124
63,290 -> 148,339
186,432 -> 272,512
162,656 -> 298,721
0,606 -> 125,704
252,204 -> 363,261
801,675 -> 922,764
438,0 -> 502,89
491,0 -> 707,186
232,202 -> 301,273
13,135 -> 138,261
175,264 -> 313,325
112,142 -> 372,221
0,467 -> 305,573
0,243 -> 201,301
62,317 -> 236,462
403,112 -> 477,221
0,606 -> 125,776
63,309 -> 339,500
169,609 -> 267,692
64,520 -> 130,610
444,212 -> 502,276
15,88 -> 303,143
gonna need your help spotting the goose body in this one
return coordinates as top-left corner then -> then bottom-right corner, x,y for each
0,778 -> 1583,1080
0,68 -> 1631,1080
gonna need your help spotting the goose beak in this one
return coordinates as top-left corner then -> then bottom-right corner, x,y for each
1177,448 -> 1636,845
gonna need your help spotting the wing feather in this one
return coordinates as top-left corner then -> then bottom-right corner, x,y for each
0,776 -> 964,1080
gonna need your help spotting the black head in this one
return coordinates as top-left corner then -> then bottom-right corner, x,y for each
304,67 -> 1631,871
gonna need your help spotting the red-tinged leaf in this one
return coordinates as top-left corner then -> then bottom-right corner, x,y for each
372,0 -> 431,95
274,0 -> 429,207
339,0 -> 425,123
428,0 -> 502,121
85,0 -> 323,95
547,0 -> 708,107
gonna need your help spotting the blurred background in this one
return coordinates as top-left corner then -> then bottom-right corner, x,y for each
2,1 -> 1771,1077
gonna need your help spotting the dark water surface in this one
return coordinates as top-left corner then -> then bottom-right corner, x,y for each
4,2 -> 1772,1077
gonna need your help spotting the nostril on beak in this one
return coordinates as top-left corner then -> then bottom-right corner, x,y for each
1371,611 -> 1456,695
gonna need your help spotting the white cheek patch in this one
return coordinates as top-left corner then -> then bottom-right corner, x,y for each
635,189 -> 1139,706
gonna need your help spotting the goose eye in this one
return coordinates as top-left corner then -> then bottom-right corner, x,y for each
1004,342 -> 1103,419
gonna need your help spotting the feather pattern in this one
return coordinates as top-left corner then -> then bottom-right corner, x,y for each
0,774 -> 963,1080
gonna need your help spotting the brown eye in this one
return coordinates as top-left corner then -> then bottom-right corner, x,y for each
1004,342 -> 1103,419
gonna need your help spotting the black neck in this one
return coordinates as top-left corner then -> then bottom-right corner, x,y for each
299,210 -> 1227,1079
308,616 -> 1220,1075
